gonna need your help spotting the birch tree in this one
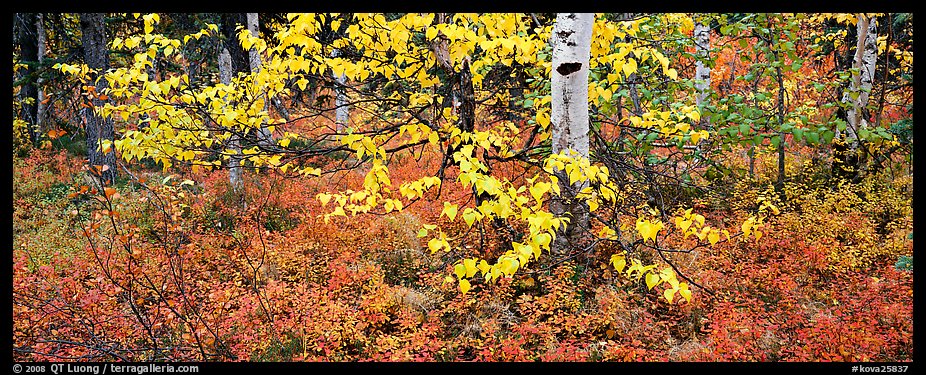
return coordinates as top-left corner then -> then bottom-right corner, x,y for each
246,13 -> 274,144
834,14 -> 878,181
219,47 -> 243,192
549,13 -> 594,255
331,48 -> 350,131
693,18 -> 711,121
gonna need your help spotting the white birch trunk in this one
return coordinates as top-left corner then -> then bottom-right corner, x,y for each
331,48 -> 350,131
246,13 -> 273,145
841,15 -> 878,148
220,47 -> 243,192
550,13 -> 594,254
693,20 -> 711,115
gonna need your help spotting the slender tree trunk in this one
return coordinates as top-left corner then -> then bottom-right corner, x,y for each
15,13 -> 39,145
79,13 -> 116,185
36,13 -> 46,138
550,13 -> 594,256
220,13 -> 250,75
693,18 -> 712,158
775,58 -> 786,193
834,15 -> 878,181
693,20 -> 711,117
219,47 -> 243,193
220,13 -> 253,192
430,13 -> 484,206
331,49 -> 350,131
246,13 -> 274,145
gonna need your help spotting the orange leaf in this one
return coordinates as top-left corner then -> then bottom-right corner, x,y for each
104,187 -> 118,199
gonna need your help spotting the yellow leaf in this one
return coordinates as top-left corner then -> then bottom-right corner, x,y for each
622,58 -> 637,77
280,138 -> 291,147
454,263 -> 466,279
697,226 -> 710,241
666,68 -> 678,80
754,230 -> 763,241
477,260 -> 490,275
679,288 -> 692,303
741,216 -> 755,237
664,288 -> 676,304
464,258 -> 477,278
587,198 -> 599,212
679,283 -> 692,303
677,218 -> 693,234
610,254 -> 626,273
462,209 -> 478,227
442,202 -> 458,221
533,232 -> 552,249
708,230 -> 720,245
459,279 -> 471,294
645,272 -> 661,290
428,238 -> 444,253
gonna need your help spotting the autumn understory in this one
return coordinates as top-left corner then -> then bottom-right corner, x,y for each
12,145 -> 912,362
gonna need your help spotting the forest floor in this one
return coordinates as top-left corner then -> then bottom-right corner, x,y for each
13,143 -> 913,362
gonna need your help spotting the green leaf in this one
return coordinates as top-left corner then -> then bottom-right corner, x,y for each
753,134 -> 764,146
836,120 -> 847,132
806,131 -> 820,144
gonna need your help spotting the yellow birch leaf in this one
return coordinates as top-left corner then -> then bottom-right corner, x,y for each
610,254 -> 626,273
645,272 -> 661,290
459,279 -> 471,294
454,263 -> 466,279
679,287 -> 692,303
464,258 -> 477,278
442,202 -> 458,221
708,230 -> 721,245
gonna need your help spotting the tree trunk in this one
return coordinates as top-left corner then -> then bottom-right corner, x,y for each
775,58 -> 786,193
246,13 -> 273,145
331,49 -> 350,131
220,47 -> 243,193
693,20 -> 711,115
834,15 -> 878,181
79,13 -> 116,185
15,13 -> 39,145
220,13 -> 250,75
550,13 -> 594,256
36,13 -> 47,138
